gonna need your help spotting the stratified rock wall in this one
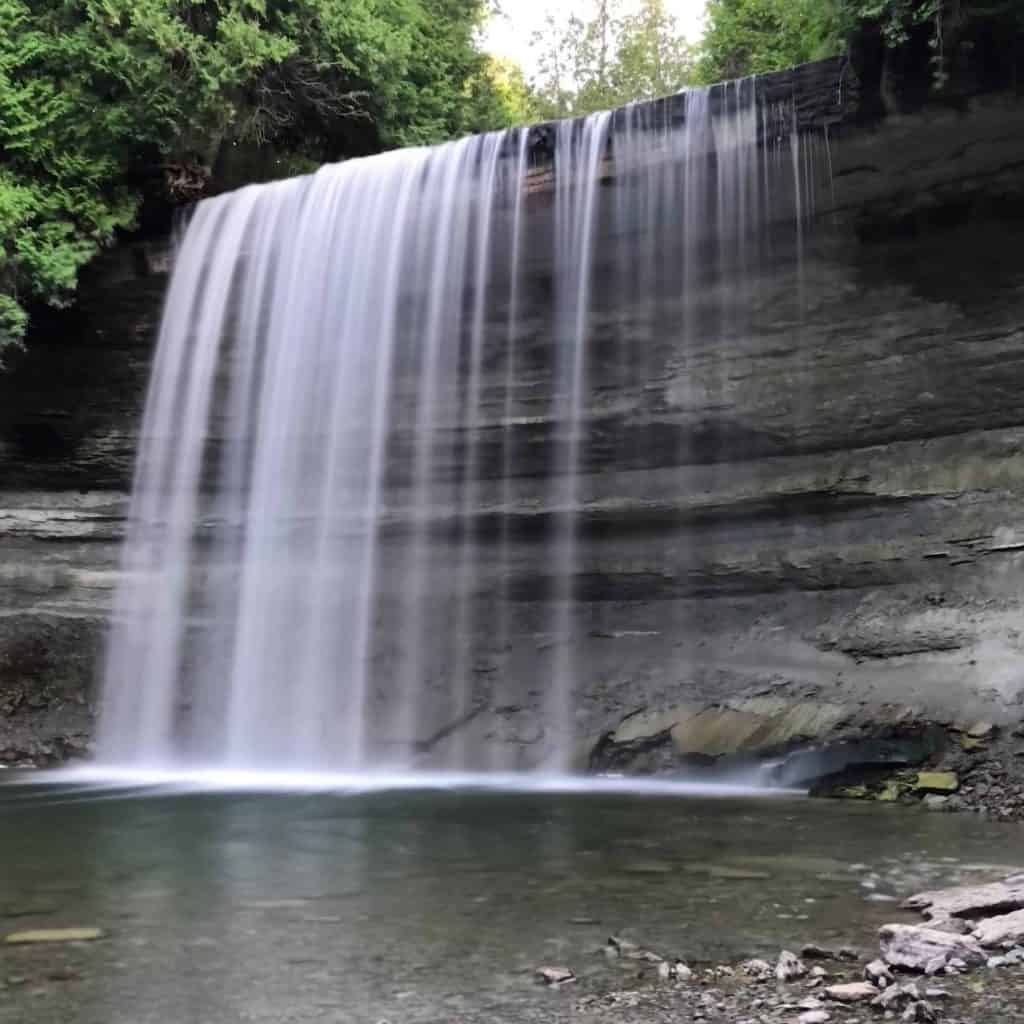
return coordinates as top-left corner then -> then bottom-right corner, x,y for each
3,60 -> 1024,766
0,245 -> 165,761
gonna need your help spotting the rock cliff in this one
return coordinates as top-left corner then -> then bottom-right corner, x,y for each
2,53 -> 1024,769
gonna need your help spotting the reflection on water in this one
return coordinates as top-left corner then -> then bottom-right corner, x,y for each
1,784 -> 1023,1024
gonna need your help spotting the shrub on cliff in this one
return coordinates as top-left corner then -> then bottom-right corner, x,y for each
0,0 -> 521,362
697,0 -> 1024,86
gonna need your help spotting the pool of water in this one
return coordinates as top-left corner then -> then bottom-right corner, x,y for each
2,776 -> 1023,1023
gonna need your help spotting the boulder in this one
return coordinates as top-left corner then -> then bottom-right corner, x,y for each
879,924 -> 985,972
904,875 -> 1024,926
973,909 -> 1024,948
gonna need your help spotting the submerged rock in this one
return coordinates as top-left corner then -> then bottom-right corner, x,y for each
799,944 -> 834,961
4,927 -> 104,944
536,966 -> 575,986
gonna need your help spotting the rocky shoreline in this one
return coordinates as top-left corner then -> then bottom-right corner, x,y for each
531,875 -> 1024,1024
584,698 -> 1024,825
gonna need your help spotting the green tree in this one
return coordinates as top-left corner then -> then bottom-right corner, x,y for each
0,0 -> 520,362
530,0 -> 694,120
613,0 -> 695,103
696,0 -> 1024,89
695,0 -> 846,84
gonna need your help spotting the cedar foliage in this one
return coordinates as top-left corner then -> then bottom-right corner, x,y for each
0,0 -> 519,358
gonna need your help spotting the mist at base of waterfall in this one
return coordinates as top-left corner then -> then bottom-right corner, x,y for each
3,765 -> 792,799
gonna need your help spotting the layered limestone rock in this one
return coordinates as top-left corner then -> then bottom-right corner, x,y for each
0,245 -> 163,763
3,55 -> 1024,766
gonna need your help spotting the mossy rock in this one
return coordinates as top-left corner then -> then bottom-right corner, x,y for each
837,784 -> 870,799
876,779 -> 907,802
914,771 -> 960,793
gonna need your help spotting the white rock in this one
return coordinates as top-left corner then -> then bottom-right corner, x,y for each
741,958 -> 773,978
973,908 -> 1024,949
904,876 -> 1024,927
776,950 -> 808,982
879,923 -> 986,972
865,958 -> 893,987
824,981 -> 878,1004
673,960 -> 693,981
797,1012 -> 831,1024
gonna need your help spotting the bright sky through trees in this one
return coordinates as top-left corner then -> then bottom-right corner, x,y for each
484,0 -> 707,78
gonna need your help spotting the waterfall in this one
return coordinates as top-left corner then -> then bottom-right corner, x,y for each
98,81 -> 816,772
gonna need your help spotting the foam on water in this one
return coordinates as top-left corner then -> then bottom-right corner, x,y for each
4,765 -> 803,800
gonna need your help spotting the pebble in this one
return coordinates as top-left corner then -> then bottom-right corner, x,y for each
824,981 -> 877,1003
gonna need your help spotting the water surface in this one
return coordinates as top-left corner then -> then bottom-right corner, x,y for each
2,782 -> 1021,1023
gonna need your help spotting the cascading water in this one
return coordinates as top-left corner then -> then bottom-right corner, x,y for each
98,80 -> 818,773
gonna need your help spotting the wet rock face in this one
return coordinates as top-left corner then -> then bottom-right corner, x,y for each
4,79 -> 1024,765
0,243 -> 161,762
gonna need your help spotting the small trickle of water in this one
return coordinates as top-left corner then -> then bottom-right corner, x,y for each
99,80 -> 818,773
